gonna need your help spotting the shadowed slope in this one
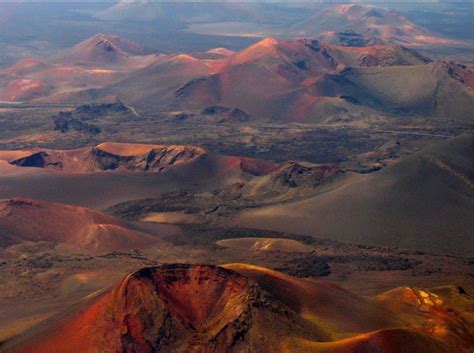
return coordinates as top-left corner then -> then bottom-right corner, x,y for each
309,61 -> 474,122
234,135 -> 474,256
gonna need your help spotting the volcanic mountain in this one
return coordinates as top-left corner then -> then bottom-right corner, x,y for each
75,51 -> 219,109
72,37 -> 455,123
6,36 -> 470,123
0,34 -> 157,102
234,134 -> 474,257
172,39 -> 472,123
2,265 -> 321,353
3,264 -> 472,353
51,33 -> 151,67
0,197 -> 171,253
173,38 -> 430,112
224,37 -> 431,69
290,4 -> 457,47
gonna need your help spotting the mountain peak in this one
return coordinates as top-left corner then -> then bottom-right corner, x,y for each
52,33 -> 147,66
76,33 -> 145,54
256,37 -> 281,47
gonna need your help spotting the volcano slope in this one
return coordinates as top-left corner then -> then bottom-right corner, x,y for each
233,134 -> 474,257
225,264 -> 474,353
51,33 -> 150,67
0,197 -> 176,253
308,60 -> 474,123
3,264 -> 472,353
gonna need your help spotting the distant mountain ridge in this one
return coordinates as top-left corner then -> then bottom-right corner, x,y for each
2,33 -> 473,125
64,36 -> 472,125
289,4 -> 458,47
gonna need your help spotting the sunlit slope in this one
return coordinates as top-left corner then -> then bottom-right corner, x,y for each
225,264 -> 473,353
223,263 -> 399,338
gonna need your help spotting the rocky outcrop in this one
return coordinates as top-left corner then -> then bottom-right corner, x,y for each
235,161 -> 344,200
8,143 -> 206,173
52,102 -> 131,134
201,105 -> 251,123
271,161 -> 342,188
54,114 -> 101,134
335,31 -> 382,47
73,102 -> 130,117
90,144 -> 205,172
9,151 -> 63,169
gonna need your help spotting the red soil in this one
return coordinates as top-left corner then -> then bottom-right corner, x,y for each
0,197 -> 170,252
0,79 -> 50,101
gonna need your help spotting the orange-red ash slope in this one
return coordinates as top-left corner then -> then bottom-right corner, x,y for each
0,197 -> 175,253
3,264 -> 473,353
